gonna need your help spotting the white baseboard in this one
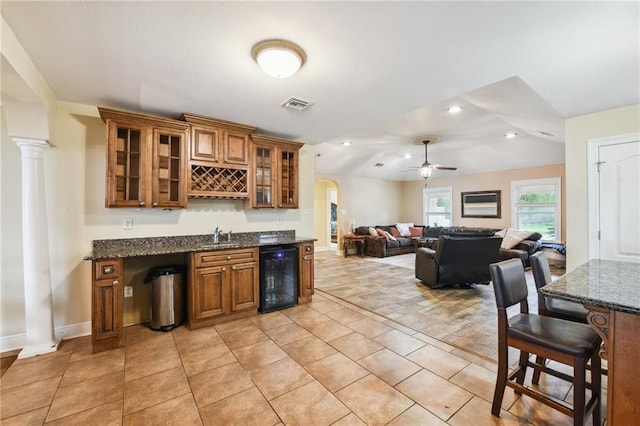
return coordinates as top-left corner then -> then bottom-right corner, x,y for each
1,321 -> 91,353
0,334 -> 25,353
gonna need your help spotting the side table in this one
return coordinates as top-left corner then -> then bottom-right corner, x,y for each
343,234 -> 366,257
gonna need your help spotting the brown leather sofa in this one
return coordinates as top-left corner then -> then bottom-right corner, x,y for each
354,225 -> 497,258
415,235 -> 503,288
353,225 -> 423,257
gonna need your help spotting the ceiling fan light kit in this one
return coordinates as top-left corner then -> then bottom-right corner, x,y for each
251,39 -> 306,78
416,139 -> 457,180
420,164 -> 433,179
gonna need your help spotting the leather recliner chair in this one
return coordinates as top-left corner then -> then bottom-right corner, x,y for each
415,235 -> 503,288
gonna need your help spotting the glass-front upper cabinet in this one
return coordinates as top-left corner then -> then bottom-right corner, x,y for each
100,107 -> 189,208
253,145 -> 274,207
153,129 -> 187,208
113,125 -> 145,207
279,148 -> 298,209
250,135 -> 302,209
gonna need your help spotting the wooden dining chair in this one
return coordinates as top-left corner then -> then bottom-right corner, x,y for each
531,251 -> 589,322
529,251 -> 602,385
489,258 -> 602,426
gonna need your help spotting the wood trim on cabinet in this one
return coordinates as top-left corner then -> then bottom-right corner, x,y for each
99,107 -> 190,131
181,113 -> 256,134
298,242 -> 315,304
190,126 -> 221,163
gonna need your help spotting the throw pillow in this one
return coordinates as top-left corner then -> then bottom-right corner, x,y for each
390,227 -> 401,238
495,228 -> 507,237
395,222 -> 414,237
409,226 -> 423,237
500,228 -> 534,249
368,227 -> 378,236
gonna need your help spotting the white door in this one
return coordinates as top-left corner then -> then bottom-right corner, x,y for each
598,139 -> 640,262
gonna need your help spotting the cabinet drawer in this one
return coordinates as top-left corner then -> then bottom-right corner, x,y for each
94,259 -> 122,280
194,248 -> 257,268
300,243 -> 314,255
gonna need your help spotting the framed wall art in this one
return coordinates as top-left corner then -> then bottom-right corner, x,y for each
461,190 -> 501,218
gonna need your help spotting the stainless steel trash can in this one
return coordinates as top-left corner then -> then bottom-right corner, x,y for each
143,265 -> 184,331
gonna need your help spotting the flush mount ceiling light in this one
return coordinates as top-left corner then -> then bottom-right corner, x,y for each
505,132 -> 518,139
342,141 -> 352,146
251,39 -> 306,78
447,105 -> 462,114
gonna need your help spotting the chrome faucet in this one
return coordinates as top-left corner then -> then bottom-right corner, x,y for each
227,230 -> 232,242
212,227 -> 223,244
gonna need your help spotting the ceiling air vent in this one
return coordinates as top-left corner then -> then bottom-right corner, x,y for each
374,163 -> 384,167
281,97 -> 312,111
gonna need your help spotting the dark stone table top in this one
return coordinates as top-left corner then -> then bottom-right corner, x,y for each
84,230 -> 315,260
540,259 -> 640,315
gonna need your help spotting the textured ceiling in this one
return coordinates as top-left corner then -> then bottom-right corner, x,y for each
2,1 -> 638,180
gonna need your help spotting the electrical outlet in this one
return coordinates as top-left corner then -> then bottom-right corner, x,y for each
276,216 -> 282,224
124,286 -> 133,298
123,218 -> 133,230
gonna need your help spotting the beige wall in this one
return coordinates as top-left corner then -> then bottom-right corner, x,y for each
0,101 -> 316,345
314,181 -> 329,248
315,174 -> 404,234
1,107 -> 26,338
565,104 -> 640,269
401,164 -> 566,237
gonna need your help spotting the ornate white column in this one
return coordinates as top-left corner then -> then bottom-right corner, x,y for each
14,137 -> 59,359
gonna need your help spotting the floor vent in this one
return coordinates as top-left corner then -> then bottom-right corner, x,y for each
281,97 -> 312,111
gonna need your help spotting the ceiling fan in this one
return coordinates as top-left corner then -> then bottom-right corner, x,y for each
406,140 -> 458,179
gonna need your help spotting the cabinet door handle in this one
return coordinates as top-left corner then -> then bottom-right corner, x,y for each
226,255 -> 231,260
103,266 -> 114,274
139,201 -> 145,206
222,267 -> 226,271
112,280 -> 118,286
232,266 -> 237,270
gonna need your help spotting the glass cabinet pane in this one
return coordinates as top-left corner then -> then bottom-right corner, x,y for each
115,127 -> 143,203
280,150 -> 296,205
157,133 -> 182,203
255,147 -> 273,206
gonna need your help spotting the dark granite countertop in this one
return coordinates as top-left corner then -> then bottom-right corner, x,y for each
540,259 -> 640,315
84,230 -> 315,260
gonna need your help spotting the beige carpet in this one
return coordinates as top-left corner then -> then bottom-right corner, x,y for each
315,252 -> 565,362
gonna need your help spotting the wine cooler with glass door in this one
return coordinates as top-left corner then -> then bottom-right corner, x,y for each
259,246 -> 298,313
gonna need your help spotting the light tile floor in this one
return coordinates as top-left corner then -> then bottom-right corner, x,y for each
1,252 -> 604,425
